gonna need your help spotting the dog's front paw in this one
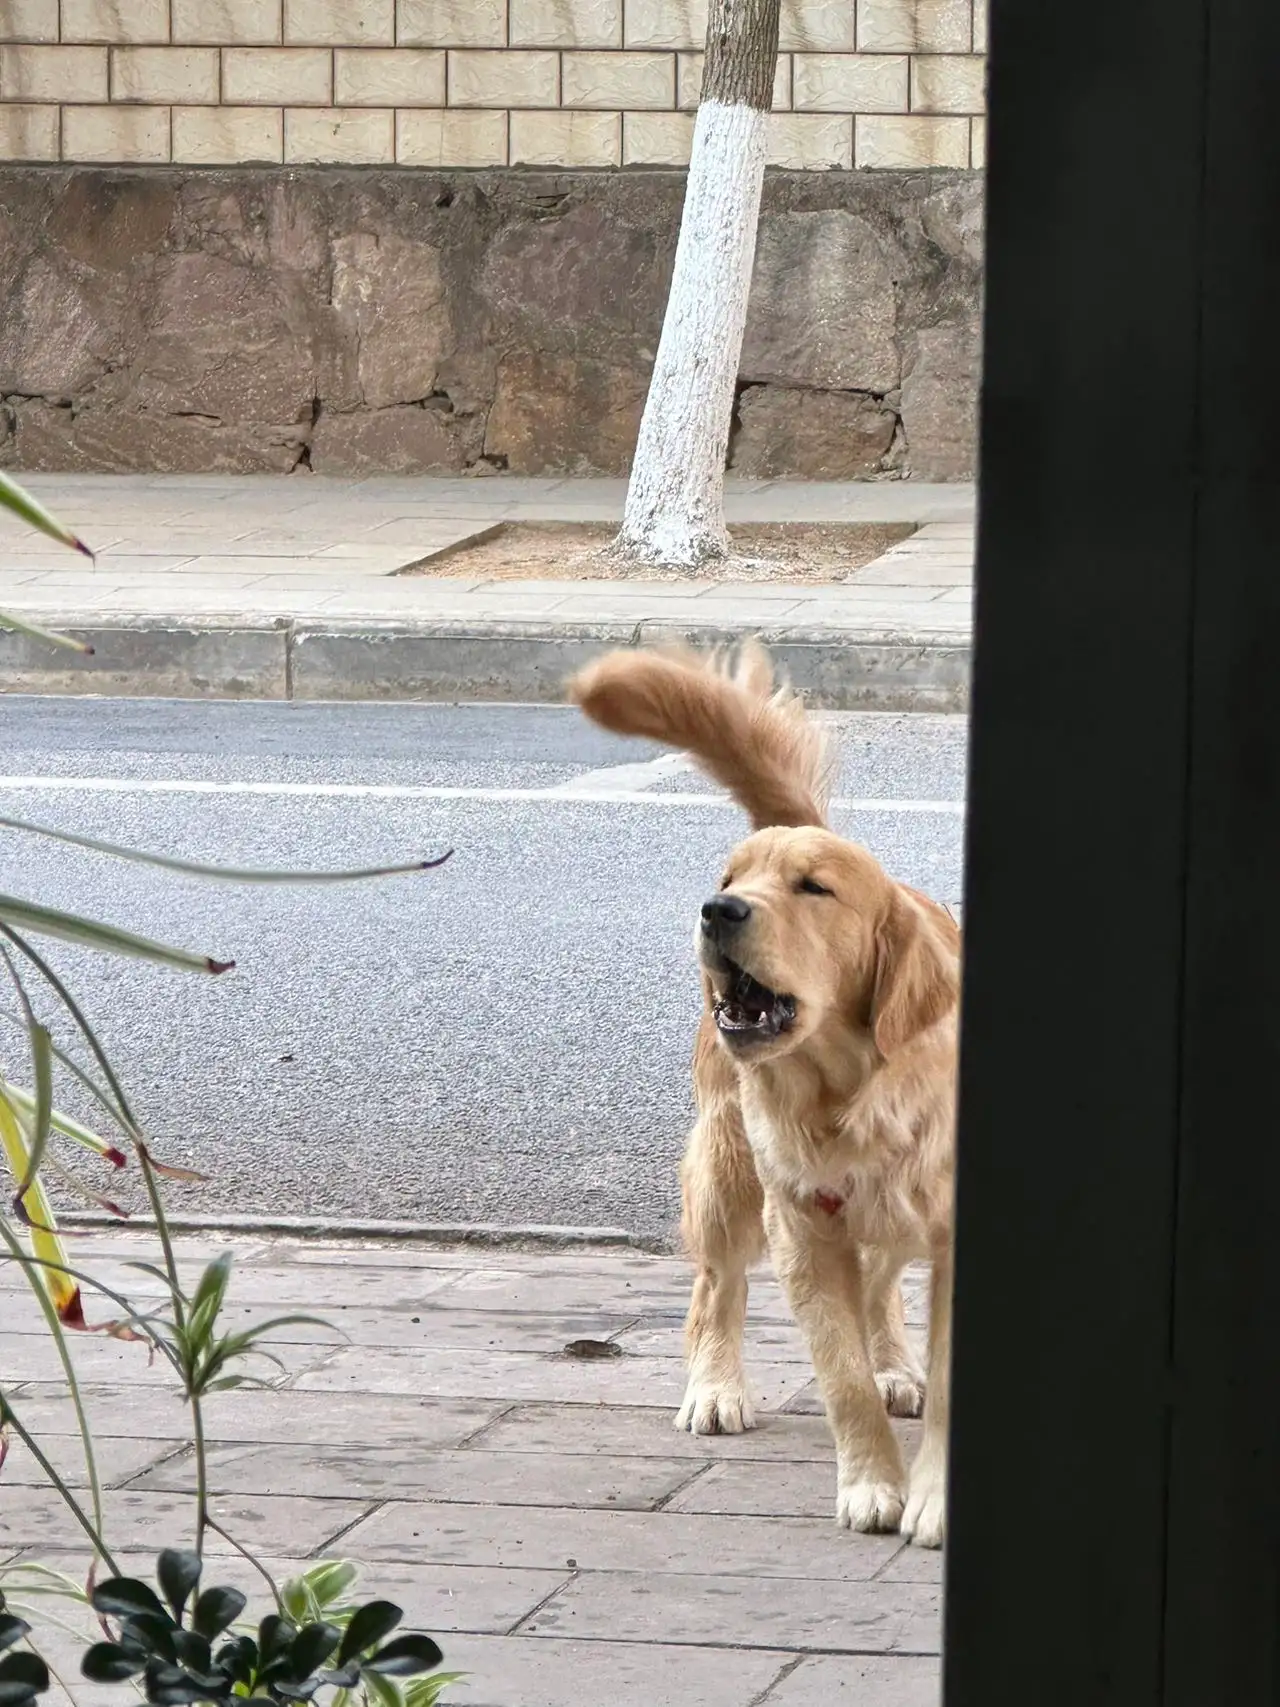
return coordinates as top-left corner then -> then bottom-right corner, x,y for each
835,1478 -> 905,1534
875,1367 -> 926,1418
675,1379 -> 756,1435
901,1461 -> 946,1548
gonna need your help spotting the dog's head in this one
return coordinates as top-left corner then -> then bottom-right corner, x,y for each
697,826 -> 958,1064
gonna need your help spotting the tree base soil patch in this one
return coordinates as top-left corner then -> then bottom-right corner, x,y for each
409,521 -> 916,584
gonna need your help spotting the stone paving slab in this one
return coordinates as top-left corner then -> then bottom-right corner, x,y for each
0,477 -> 974,709
0,1233 -> 943,1705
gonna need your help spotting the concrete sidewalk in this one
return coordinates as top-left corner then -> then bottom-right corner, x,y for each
0,477 -> 974,710
1,1233 -> 940,1707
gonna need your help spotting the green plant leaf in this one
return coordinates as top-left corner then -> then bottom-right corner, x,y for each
363,1637 -> 445,1679
0,1650 -> 50,1707
336,1603 -> 402,1668
403,1673 -> 466,1707
92,1578 -> 169,1624
0,471 -> 93,557
0,818 -> 452,885
361,1668 -> 403,1707
289,1622 -> 340,1680
294,1562 -> 358,1614
0,610 -> 93,655
192,1586 -> 247,1644
157,1551 -> 203,1623
81,1643 -> 147,1684
0,1618 -> 29,1656
0,895 -> 235,974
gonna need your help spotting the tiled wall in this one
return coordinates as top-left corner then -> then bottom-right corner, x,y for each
0,0 -> 986,168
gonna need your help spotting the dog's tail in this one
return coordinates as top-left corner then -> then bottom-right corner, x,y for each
567,641 -> 831,831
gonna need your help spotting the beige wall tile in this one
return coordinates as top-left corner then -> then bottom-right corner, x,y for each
0,1 -> 58,43
855,110 -> 968,166
678,51 -> 790,109
396,106 -> 507,164
284,104 -> 394,160
562,49 -> 673,108
397,0 -> 506,48
62,102 -> 170,159
0,101 -> 59,155
779,0 -> 854,52
510,108 -> 620,164
970,112 -> 984,164
972,0 -> 987,48
622,108 -> 692,163
172,103 -> 284,160
60,0 -> 169,43
911,52 -> 984,112
624,0 -> 706,50
767,110 -> 851,166
447,49 -> 557,107
112,47 -> 219,102
284,0 -> 393,45
335,48 -> 445,105
223,46 -> 331,102
171,0 -> 281,43
0,43 -> 106,99
510,0 -> 621,48
857,0 -> 971,53
792,52 -> 907,112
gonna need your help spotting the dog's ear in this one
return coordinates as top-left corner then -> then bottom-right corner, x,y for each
871,893 -> 958,1057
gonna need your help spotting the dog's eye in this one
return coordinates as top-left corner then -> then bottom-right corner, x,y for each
719,873 -> 733,891
798,876 -> 833,897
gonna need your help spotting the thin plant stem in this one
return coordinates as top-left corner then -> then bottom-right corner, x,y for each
0,1221 -> 108,1559
0,1387 -> 119,1576
203,1513 -> 284,1615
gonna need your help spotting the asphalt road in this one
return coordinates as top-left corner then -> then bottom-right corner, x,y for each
0,697 -> 966,1241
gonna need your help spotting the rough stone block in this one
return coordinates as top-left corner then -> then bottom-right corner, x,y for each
510,0 -> 622,48
911,52 -> 985,112
60,0 -> 169,41
111,46 -> 220,102
397,0 -> 506,47
971,112 -> 985,164
331,228 -> 453,408
61,103 -> 170,160
171,104 -> 284,162
900,320 -> 979,478
485,349 -> 646,474
0,0 -> 58,42
743,208 -> 901,392
622,108 -> 692,162
623,0 -> 707,49
779,0 -> 855,51
334,46 -> 445,104
792,51 -> 908,112
223,45 -> 331,100
731,386 -> 896,478
857,0 -> 972,52
767,111 -> 852,167
855,111 -> 969,167
0,43 -> 107,99
284,0 -> 393,45
171,0 -> 282,44
284,104 -> 394,161
561,49 -> 675,108
448,48 -> 559,106
509,109 -> 621,166
395,106 -> 508,164
0,102 -> 59,156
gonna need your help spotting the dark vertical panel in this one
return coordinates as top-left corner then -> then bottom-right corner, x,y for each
942,0 -> 1207,1700
1163,0 -> 1280,1696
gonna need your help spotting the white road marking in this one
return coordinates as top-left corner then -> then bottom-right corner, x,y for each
0,775 -> 964,813
545,751 -> 695,795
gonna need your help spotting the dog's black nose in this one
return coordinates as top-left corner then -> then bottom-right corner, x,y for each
701,893 -> 751,929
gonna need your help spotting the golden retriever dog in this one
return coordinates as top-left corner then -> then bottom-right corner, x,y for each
568,643 -> 960,1548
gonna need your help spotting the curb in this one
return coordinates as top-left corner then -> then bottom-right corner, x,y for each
0,615 -> 971,712
59,1209 -> 658,1253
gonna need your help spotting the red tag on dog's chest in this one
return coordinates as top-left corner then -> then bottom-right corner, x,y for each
814,1190 -> 845,1216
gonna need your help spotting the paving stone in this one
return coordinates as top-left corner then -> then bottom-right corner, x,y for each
343,1500 -> 904,1580
133,1443 -> 699,1510
8,1384 -> 503,1448
0,1434 -> 185,1489
875,1541 -> 945,1584
294,1346 -> 811,1410
528,1568 -> 941,1653
764,1654 -> 941,1703
615,1319 -> 811,1361
666,1437 -> 922,1517
469,1402 -> 837,1462
0,1486 -> 373,1556
437,1260 -> 790,1318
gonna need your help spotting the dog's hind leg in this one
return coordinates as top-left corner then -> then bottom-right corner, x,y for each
865,1250 -> 927,1419
675,1025 -> 765,1435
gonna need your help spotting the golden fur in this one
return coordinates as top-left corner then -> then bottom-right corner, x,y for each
569,643 -> 960,1547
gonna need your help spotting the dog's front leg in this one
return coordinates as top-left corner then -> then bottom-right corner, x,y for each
767,1196 -> 906,1533
901,1241 -> 951,1548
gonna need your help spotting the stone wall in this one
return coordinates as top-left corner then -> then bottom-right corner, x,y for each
0,165 -> 982,480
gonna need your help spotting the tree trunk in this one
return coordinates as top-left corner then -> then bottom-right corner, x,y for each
613,0 -> 782,569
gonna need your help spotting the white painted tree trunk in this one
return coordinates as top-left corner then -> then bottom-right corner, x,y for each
615,0 -> 781,570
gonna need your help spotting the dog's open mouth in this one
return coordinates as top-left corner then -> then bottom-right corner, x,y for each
712,960 -> 797,1042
